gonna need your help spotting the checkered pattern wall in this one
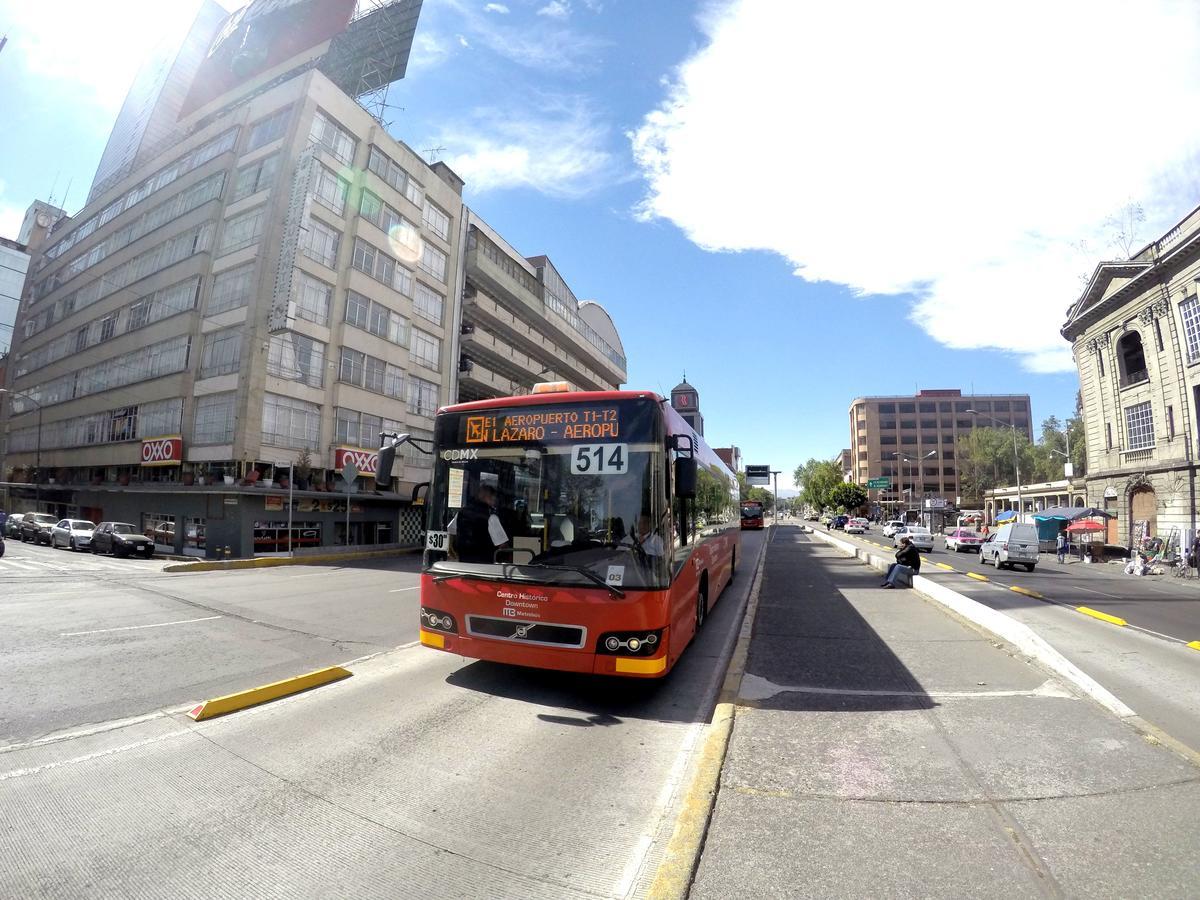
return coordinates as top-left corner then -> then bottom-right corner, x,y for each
397,507 -> 426,546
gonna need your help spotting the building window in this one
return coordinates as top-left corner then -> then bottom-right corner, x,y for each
294,271 -> 332,326
302,217 -> 340,269
309,109 -> 356,165
359,189 -> 383,226
422,200 -> 451,241
345,290 -> 369,329
918,402 -> 935,413
262,393 -> 321,449
920,419 -> 936,429
246,107 -> 291,152
199,329 -> 242,378
1168,405 -> 1175,438
878,403 -> 895,414
405,375 -> 438,417
1124,401 -> 1154,450
1153,318 -> 1164,352
1117,331 -> 1148,387
410,328 -> 440,371
339,347 -> 365,386
267,332 -> 325,388
231,154 -> 280,201
419,243 -> 447,281
218,206 -> 266,255
99,314 -> 117,342
879,420 -> 895,430
899,403 -> 915,413
413,282 -> 443,325
364,355 -> 386,393
193,393 -> 236,444
209,264 -> 254,314
1180,296 -> 1200,362
1105,422 -> 1112,449
312,165 -> 349,215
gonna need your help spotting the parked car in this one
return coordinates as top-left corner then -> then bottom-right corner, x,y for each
980,523 -> 1039,571
19,513 -> 59,544
4,514 -> 24,538
881,520 -> 906,538
51,519 -> 97,551
893,525 -> 934,552
944,528 -> 984,552
845,517 -> 868,534
92,522 -> 155,558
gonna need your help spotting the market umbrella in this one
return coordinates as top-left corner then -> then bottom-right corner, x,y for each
1066,520 -> 1106,534
995,510 -> 1017,522
1070,507 -> 1114,520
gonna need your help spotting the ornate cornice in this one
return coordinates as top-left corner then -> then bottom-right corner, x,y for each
1137,298 -> 1170,324
1085,334 -> 1109,354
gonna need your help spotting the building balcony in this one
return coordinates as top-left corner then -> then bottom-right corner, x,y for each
457,358 -> 531,402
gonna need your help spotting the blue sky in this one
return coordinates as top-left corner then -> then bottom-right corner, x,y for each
4,0 -> 1200,486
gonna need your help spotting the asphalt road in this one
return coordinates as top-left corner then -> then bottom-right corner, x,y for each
823,523 -> 1200,645
0,531 -> 764,898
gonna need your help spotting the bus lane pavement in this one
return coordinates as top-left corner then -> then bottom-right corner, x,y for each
689,526 -> 1200,899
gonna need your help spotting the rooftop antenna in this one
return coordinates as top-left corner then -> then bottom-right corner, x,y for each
0,35 -> 8,56
425,146 -> 446,163
60,177 -> 74,215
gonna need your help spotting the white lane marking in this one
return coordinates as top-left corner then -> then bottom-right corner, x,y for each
61,615 -> 223,636
388,586 -> 420,593
0,729 -> 194,782
1074,585 -> 1127,600
739,673 -> 1075,703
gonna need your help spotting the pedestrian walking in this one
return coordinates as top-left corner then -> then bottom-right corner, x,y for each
1192,535 -> 1200,576
1056,530 -> 1068,564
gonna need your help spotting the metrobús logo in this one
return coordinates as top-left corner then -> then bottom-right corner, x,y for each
140,436 -> 183,466
334,446 -> 378,475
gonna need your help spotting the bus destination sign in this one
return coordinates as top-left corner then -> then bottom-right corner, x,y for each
462,405 -> 621,444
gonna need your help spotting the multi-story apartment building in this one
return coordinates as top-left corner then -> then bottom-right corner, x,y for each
3,64 -> 465,555
456,212 -> 626,401
1062,202 -> 1200,550
848,389 -> 1033,514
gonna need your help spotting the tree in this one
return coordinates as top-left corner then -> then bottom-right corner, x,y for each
828,482 -> 867,512
794,458 -> 843,511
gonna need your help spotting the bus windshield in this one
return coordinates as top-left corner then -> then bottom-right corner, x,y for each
425,398 -> 670,590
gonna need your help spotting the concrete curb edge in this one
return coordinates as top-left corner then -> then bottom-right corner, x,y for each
646,526 -> 773,899
808,528 -> 1136,720
164,547 -> 420,573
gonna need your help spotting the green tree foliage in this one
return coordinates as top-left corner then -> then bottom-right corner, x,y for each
828,482 -> 867,512
695,465 -> 733,522
746,486 -> 773,512
794,458 -> 843,511
958,416 -> 1086,503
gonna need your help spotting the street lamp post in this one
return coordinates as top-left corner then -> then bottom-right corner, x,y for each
890,450 -> 936,522
0,388 -> 43,509
966,410 -> 1023,523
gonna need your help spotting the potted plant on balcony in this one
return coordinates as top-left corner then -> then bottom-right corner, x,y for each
182,470 -> 195,486
295,447 -> 313,490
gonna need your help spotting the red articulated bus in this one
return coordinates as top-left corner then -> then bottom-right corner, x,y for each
380,385 -> 741,678
740,500 -> 765,530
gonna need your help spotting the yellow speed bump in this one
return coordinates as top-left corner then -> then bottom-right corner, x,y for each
188,665 -> 351,721
1187,641 -> 1200,652
1010,586 -> 1044,599
933,562 -> 955,571
1076,607 -> 1128,627
967,572 -> 989,582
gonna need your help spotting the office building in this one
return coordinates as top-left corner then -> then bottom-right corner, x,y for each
0,236 -> 29,356
848,389 -> 1033,514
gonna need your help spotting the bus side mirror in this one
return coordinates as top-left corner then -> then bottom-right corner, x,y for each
675,457 -> 697,498
376,440 -> 397,490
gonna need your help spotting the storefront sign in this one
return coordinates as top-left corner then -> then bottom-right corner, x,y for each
265,496 -> 284,511
334,446 -> 378,476
141,435 -> 183,467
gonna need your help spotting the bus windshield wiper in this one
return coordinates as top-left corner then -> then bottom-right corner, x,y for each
520,563 -> 625,599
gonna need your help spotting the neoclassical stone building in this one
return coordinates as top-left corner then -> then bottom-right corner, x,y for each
1062,205 -> 1200,551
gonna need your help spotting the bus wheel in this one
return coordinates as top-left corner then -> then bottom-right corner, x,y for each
696,580 -> 708,631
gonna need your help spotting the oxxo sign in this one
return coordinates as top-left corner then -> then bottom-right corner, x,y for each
334,446 -> 378,476
141,435 -> 183,467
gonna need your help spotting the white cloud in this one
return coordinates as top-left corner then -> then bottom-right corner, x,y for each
484,3 -> 510,12
537,1 -> 570,18
630,0 -> 1200,372
434,97 -> 614,198
442,0 -> 605,73
457,34 -> 472,48
3,0 -> 208,116
408,32 -> 452,71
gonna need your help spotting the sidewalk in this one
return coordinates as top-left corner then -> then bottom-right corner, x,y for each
689,529 -> 1200,898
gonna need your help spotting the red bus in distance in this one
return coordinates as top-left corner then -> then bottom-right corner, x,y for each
395,386 -> 741,678
741,500 -> 765,530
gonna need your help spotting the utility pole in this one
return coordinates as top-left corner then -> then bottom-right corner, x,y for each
771,470 -> 781,520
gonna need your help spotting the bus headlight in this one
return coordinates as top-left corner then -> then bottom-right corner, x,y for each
420,607 -> 458,634
597,629 -> 663,657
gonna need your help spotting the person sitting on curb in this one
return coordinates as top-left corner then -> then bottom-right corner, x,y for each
882,536 -> 921,588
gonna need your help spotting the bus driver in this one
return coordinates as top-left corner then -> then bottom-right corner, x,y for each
622,514 -> 665,557
448,482 -> 510,563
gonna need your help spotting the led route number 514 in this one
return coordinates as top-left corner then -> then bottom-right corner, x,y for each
571,443 -> 629,475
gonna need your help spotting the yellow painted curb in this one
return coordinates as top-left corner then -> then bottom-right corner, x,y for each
1010,586 -> 1044,599
1076,607 -> 1128,627
967,572 -> 989,582
1187,641 -> 1200,652
647,528 -> 770,899
188,665 -> 352,721
165,547 -> 419,573
933,562 -> 955,571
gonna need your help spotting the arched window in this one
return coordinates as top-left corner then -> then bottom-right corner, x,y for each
1117,331 -> 1148,387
